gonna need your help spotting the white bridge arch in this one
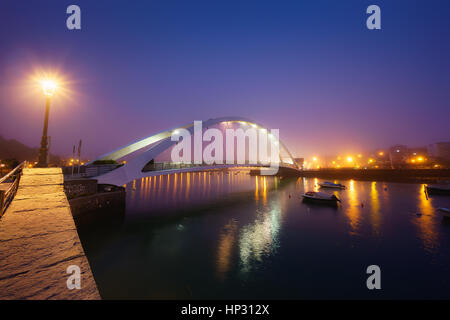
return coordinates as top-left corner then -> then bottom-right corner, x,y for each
89,116 -> 298,186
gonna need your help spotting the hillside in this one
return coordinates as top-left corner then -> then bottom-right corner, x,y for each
0,136 -> 61,164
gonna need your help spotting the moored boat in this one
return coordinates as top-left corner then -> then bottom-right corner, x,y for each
318,181 -> 346,189
438,207 -> 450,219
426,184 -> 450,195
302,191 -> 340,204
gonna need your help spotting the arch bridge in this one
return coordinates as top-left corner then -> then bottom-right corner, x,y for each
88,116 -> 300,186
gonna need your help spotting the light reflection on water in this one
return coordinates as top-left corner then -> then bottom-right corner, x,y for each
415,184 -> 439,254
345,179 -> 362,235
239,197 -> 282,276
370,181 -> 381,236
216,218 -> 238,280
126,171 -> 279,214
81,170 -> 450,299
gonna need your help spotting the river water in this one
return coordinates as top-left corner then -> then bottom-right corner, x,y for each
78,170 -> 450,299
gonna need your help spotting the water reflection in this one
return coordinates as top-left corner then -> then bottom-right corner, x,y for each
127,175 -> 445,265
84,175 -> 450,299
166,174 -> 170,198
234,176 -> 281,275
302,177 -> 308,192
216,219 -> 238,280
173,174 -> 177,198
313,178 -> 319,191
345,179 -> 362,235
255,176 -> 259,201
414,184 -> 439,253
370,182 -> 381,236
262,177 -> 267,205
238,202 -> 282,275
126,170 -> 281,212
186,172 -> 190,199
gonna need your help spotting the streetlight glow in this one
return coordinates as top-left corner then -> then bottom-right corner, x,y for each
41,79 -> 57,97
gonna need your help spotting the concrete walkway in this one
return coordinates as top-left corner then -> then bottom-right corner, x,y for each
0,168 -> 100,300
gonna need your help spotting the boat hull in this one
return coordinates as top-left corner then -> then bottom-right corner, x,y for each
302,197 -> 339,207
438,208 -> 450,218
426,186 -> 450,195
319,184 -> 345,190
302,192 -> 340,206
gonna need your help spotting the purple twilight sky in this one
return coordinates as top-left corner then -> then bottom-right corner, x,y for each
0,0 -> 449,160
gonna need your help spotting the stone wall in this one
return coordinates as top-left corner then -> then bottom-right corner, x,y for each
64,179 -> 97,199
63,179 -> 126,227
69,190 -> 125,227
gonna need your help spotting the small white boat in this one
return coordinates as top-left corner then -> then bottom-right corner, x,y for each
318,181 -> 346,189
302,191 -> 340,204
438,208 -> 450,219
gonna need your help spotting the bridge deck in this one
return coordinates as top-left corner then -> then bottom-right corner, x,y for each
0,168 -> 100,300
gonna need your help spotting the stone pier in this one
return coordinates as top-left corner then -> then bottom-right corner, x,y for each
0,168 -> 100,300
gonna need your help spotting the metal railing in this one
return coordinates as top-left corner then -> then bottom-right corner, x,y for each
0,161 -> 26,218
143,161 -> 299,172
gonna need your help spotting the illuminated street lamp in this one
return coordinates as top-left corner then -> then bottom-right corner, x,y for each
37,79 -> 57,167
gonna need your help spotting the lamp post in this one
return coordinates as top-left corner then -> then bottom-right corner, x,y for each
37,80 -> 57,168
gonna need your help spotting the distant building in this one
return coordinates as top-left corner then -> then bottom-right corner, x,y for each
388,144 -> 429,168
389,145 -> 409,168
428,142 -> 450,160
409,147 -> 428,156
